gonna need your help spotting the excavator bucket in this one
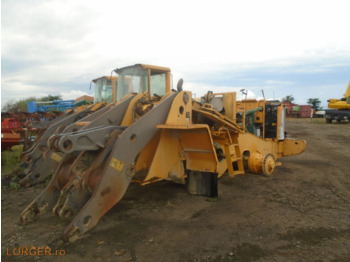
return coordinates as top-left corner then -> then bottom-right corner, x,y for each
20,64 -> 306,242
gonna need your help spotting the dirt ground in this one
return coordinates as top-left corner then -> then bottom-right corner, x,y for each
1,118 -> 350,262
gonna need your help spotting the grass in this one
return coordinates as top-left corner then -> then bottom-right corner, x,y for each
1,145 -> 23,175
1,145 -> 25,189
2,145 -> 53,189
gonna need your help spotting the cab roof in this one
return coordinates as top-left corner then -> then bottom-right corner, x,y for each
92,76 -> 118,83
114,64 -> 171,74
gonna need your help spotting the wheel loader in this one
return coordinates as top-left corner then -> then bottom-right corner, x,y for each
20,64 -> 306,242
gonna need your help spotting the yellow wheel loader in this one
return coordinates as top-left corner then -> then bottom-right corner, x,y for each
20,64 -> 306,242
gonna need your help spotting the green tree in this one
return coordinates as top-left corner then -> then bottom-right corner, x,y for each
1,99 -> 17,112
282,95 -> 295,103
1,94 -> 62,112
1,97 -> 36,112
39,95 -> 62,102
307,98 -> 322,110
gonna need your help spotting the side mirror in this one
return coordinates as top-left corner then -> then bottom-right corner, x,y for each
177,79 -> 183,92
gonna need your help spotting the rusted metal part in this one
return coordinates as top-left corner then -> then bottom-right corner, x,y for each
61,92 -> 177,242
262,153 -> 276,176
20,177 -> 62,223
21,150 -> 91,222
52,152 -> 94,219
20,97 -> 134,186
20,151 -> 64,187
54,130 -> 122,221
20,92 -> 178,242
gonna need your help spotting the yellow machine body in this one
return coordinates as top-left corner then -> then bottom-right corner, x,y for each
133,90 -> 306,186
328,81 -> 350,110
21,64 -> 306,242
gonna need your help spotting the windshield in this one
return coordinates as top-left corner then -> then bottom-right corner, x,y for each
117,66 -> 149,102
151,73 -> 166,96
94,78 -> 113,103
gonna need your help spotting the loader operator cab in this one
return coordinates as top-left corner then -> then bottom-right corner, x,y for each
92,76 -> 118,104
114,64 -> 172,101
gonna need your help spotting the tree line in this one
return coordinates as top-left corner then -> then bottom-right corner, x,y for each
282,95 -> 322,110
2,95 -> 62,113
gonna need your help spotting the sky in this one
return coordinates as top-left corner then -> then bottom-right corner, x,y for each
1,0 -> 350,109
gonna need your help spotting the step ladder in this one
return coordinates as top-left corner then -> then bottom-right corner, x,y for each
224,142 -> 245,177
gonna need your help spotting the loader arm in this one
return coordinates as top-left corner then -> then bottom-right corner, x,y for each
19,103 -> 106,181
20,95 -> 135,187
21,91 -> 178,242
22,103 -> 103,159
62,92 -> 178,241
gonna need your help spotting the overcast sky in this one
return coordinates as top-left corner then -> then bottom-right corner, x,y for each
2,0 -> 350,108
